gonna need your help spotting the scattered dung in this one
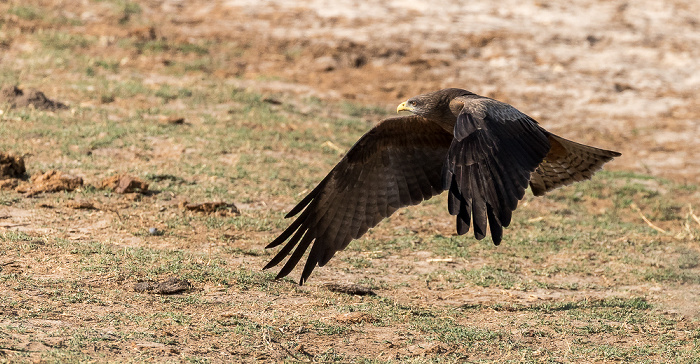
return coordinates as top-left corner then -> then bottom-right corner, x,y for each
0,85 -> 68,111
323,283 -> 376,296
133,277 -> 192,295
0,179 -> 19,190
98,174 -> 149,194
16,170 -> 83,197
181,201 -> 239,216
65,200 -> 96,210
0,152 -> 26,179
334,312 -> 378,324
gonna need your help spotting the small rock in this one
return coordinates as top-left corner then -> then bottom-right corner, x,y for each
65,200 -> 96,210
158,115 -> 185,125
614,82 -> 634,92
0,85 -> 68,111
323,283 -> 376,296
422,342 -> 448,354
262,97 -> 282,105
133,276 -> 191,295
98,174 -> 149,194
148,227 -> 163,236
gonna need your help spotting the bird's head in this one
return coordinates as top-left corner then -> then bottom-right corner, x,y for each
396,95 -> 432,116
397,88 -> 472,119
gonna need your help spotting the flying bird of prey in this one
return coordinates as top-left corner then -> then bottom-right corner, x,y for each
264,88 -> 620,284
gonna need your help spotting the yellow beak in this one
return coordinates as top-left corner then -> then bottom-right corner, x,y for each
396,101 -> 411,113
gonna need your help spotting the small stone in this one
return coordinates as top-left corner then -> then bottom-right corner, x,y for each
65,200 -> 96,210
0,85 -> 68,110
133,276 -> 191,295
158,115 -> 185,125
98,174 -> 148,194
323,283 -> 376,296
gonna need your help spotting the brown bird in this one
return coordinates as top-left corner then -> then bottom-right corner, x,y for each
264,88 -> 620,284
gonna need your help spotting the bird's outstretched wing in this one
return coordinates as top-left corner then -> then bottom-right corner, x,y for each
444,98 -> 551,244
529,133 -> 621,196
265,115 -> 453,284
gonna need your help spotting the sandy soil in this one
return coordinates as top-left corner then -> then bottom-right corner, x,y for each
1,0 -> 699,362
215,0 -> 699,181
7,0 -> 693,180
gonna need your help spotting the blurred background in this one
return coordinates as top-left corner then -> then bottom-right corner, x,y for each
2,0 -> 699,181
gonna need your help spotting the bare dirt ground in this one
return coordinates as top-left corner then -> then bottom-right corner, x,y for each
1,0 -> 699,362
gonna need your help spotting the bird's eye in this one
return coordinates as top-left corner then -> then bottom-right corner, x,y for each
408,100 -> 416,106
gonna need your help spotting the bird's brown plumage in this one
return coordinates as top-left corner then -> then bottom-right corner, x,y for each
264,88 -> 621,284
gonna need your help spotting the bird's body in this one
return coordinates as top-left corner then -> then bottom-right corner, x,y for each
264,88 -> 620,284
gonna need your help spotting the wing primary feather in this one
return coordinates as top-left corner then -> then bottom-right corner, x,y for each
487,204 -> 503,245
301,242 -> 323,285
447,177 -> 460,215
470,166 -> 488,240
487,156 -> 519,216
263,221 -> 309,269
275,231 -> 315,280
265,207 -> 313,249
456,215 -> 469,235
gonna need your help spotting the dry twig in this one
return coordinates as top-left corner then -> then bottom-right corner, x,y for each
689,204 -> 700,228
630,203 -> 666,234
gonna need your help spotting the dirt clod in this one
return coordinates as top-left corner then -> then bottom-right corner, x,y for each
158,116 -> 185,125
16,170 -> 83,197
0,152 -> 26,179
323,283 -> 376,296
181,201 -> 239,216
0,179 -> 18,190
262,97 -> 282,105
133,277 -> 192,295
65,200 -> 96,210
0,85 -> 67,111
98,174 -> 149,194
128,26 -> 157,41
421,343 -> 448,355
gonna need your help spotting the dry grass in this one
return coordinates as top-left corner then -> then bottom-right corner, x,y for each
1,0 -> 699,362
